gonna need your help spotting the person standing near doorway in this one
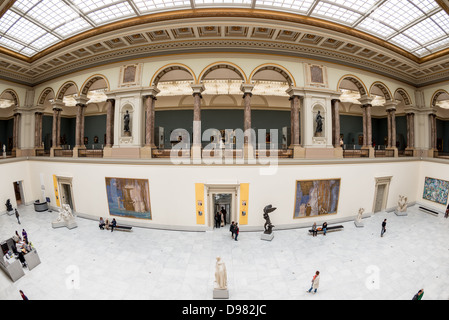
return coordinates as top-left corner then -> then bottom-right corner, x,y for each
234,223 -> 239,241
220,206 -> 227,226
215,212 -> 221,228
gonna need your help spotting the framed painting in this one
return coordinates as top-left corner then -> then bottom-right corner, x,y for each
293,179 -> 341,218
423,177 -> 449,205
105,177 -> 152,219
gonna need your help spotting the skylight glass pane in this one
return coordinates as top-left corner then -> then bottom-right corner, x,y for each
86,2 -> 135,25
5,17 -> 46,44
0,10 -> 20,33
403,17 -> 445,45
409,0 -> 439,13
390,33 -> 420,51
30,33 -> 59,50
413,47 -> 430,56
312,2 -> 362,25
0,36 -> 24,51
255,0 -> 315,12
356,17 -> 396,39
195,0 -> 252,5
426,37 -> 449,52
72,0 -> 124,14
12,0 -> 40,13
134,0 -> 191,12
54,17 -> 91,38
431,10 -> 449,32
324,0 -> 377,14
20,47 -> 37,56
27,0 -> 79,30
370,0 -> 424,30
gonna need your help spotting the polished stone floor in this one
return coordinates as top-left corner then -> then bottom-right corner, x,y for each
1,204 -> 448,300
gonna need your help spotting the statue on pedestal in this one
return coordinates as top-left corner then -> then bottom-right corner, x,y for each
5,199 -> 13,212
397,195 -> 407,212
315,111 -> 324,136
354,208 -> 364,227
123,110 -> 130,133
263,205 -> 277,234
214,257 -> 227,290
52,204 -> 77,229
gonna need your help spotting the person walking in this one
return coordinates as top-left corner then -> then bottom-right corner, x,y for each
19,290 -> 28,300
15,209 -> 20,224
307,271 -> 320,294
381,219 -> 387,237
311,222 -> 317,237
412,289 -> 424,300
230,221 -> 235,239
234,223 -> 239,241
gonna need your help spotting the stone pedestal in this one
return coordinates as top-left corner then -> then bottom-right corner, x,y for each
394,209 -> 408,216
140,146 -> 154,159
386,147 -> 398,157
72,146 -> 86,158
292,145 -> 305,159
103,146 -> 113,158
244,144 -> 255,160
361,146 -> 375,158
261,232 -> 274,241
333,146 -> 343,158
52,218 -> 77,229
354,220 -> 364,227
213,288 -> 229,299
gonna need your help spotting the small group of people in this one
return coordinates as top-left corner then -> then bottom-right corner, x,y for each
5,229 -> 34,268
310,222 -> 328,236
229,221 -> 239,241
214,207 -> 227,228
99,217 -> 117,232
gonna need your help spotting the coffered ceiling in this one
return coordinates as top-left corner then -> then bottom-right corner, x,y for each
0,1 -> 449,87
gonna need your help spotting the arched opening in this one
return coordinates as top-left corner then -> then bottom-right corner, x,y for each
0,90 -> 19,155
432,90 -> 449,155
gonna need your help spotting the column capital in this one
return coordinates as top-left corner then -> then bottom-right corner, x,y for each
361,103 -> 372,109
358,95 -> 373,106
384,101 -> 397,112
51,100 -> 65,109
286,86 -> 303,98
76,103 -> 87,108
74,94 -> 89,105
240,83 -> 255,94
191,83 -> 205,96
331,98 -> 341,104
142,86 -> 160,99
106,98 -> 116,105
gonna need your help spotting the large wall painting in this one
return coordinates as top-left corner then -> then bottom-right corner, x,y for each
294,179 -> 340,218
422,177 -> 449,205
105,177 -> 152,219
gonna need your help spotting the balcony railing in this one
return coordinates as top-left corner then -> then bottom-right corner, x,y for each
54,149 -> 73,157
78,149 -> 104,158
36,149 -> 50,157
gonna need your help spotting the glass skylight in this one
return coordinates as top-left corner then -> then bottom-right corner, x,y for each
0,0 -> 448,58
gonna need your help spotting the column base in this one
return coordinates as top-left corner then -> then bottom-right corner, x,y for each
140,146 -> 155,159
292,145 -> 305,159
191,145 -> 202,161
428,148 -> 437,158
103,146 -> 113,158
50,147 -> 61,157
244,144 -> 255,160
361,146 -> 375,158
405,147 -> 417,157
72,146 -> 86,158
333,146 -> 343,159
386,147 -> 398,157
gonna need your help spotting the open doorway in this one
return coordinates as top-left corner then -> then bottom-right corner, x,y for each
13,181 -> 24,206
373,176 -> 392,213
206,184 -> 239,229
213,194 -> 232,226
56,176 -> 75,211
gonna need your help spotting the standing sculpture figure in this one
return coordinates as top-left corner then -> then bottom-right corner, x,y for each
315,111 -> 324,135
123,110 -> 130,133
263,205 -> 277,234
214,257 -> 227,290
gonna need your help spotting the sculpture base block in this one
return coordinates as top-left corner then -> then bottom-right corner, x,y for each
52,219 -> 77,229
213,289 -> 229,299
261,233 -> 274,241
6,210 -> 14,216
354,220 -> 364,228
394,210 -> 408,216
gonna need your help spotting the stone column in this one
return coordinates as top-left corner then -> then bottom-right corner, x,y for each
386,109 -> 392,148
391,108 -> 396,149
429,113 -> 437,153
286,87 -> 305,159
191,84 -> 205,160
34,112 -> 43,149
410,113 -> 415,149
145,95 -> 157,148
73,103 -> 87,158
105,99 -> 115,148
12,112 -> 20,151
241,84 -> 255,159
331,99 -> 341,147
358,96 -> 374,157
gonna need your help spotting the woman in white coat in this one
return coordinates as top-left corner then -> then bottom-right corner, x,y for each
307,271 -> 320,294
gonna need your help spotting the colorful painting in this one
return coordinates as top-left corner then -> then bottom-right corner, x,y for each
105,178 -> 152,219
294,179 -> 340,218
423,177 -> 449,205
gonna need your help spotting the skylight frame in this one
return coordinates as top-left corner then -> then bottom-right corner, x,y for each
0,0 -> 446,58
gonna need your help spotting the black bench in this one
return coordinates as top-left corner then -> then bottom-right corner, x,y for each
113,225 -> 133,232
308,225 -> 344,234
419,206 -> 439,216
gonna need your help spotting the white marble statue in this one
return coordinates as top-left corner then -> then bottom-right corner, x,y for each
397,195 -> 408,212
214,257 -> 227,290
357,208 -> 364,222
52,204 -> 77,229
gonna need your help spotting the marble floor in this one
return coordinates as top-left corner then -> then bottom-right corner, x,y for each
1,204 -> 448,300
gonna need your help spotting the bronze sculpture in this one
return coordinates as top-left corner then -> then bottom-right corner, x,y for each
263,204 -> 277,234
